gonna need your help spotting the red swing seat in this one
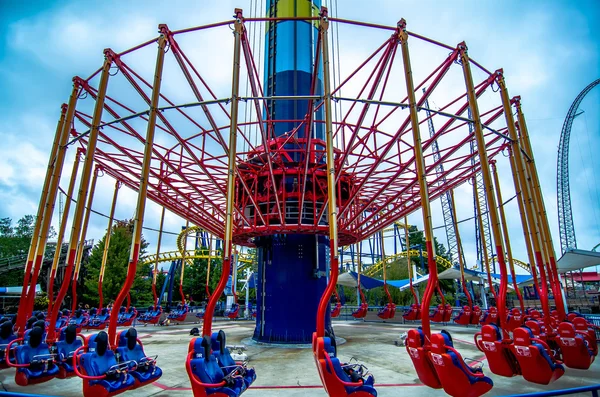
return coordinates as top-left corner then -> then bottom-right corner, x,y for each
402,304 -> 421,321
510,327 -> 564,385
506,308 -> 524,332
474,324 -> 519,377
428,331 -> 493,397
313,334 -> 377,396
405,328 -> 441,389
572,317 -> 598,356
479,307 -> 498,326
331,303 -> 342,318
430,304 -> 445,323
377,303 -> 396,320
442,304 -> 453,323
352,303 -> 368,319
454,306 -> 472,326
557,322 -> 595,370
470,306 -> 482,325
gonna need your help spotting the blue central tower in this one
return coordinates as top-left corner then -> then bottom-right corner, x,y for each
250,0 -> 332,344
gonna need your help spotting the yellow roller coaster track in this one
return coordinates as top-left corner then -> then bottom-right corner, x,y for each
364,249 -> 530,278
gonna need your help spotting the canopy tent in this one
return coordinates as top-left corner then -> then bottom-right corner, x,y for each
0,284 -> 41,295
387,279 -> 411,289
337,272 -> 384,290
557,249 -> 600,273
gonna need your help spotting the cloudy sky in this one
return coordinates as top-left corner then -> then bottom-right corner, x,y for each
0,0 -> 598,275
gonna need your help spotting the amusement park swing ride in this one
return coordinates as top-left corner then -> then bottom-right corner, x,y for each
4,1 -> 599,397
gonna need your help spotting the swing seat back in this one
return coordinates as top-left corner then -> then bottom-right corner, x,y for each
454,306 -> 472,326
377,303 -> 396,320
402,304 -> 420,321
429,332 -> 493,397
572,317 -> 598,356
480,307 -> 498,326
331,303 -> 342,318
430,305 -> 444,323
405,328 -> 441,389
510,327 -> 564,385
313,334 -> 377,397
506,308 -> 523,331
14,327 -> 59,386
557,322 -> 595,370
470,306 -> 482,325
476,324 -> 519,377
352,303 -> 368,319
442,304 -> 453,323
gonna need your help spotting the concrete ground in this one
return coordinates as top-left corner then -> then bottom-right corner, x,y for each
1,316 -> 598,396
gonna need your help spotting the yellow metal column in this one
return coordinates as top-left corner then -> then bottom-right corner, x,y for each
399,19 -> 437,338
496,74 -> 552,325
450,190 -> 471,306
459,44 -> 509,333
19,82 -> 80,335
71,165 -> 100,312
107,30 -> 167,347
47,59 -> 112,342
98,179 -> 121,310
515,100 -> 567,319
47,149 -> 82,313
473,178 -> 497,302
491,160 -> 524,312
202,11 -> 243,337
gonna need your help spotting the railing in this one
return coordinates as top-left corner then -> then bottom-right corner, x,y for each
505,384 -> 600,397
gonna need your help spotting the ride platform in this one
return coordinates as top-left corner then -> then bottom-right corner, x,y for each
0,319 -> 598,396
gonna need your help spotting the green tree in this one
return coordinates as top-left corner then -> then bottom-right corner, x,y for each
82,220 -> 152,307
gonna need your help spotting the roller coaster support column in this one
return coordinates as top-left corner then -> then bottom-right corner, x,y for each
316,7 -> 338,338
152,207 -> 165,309
399,19 -> 438,338
16,104 -> 67,329
202,11 -> 242,337
491,160 -> 524,312
47,148 -> 83,311
99,179 -> 121,310
18,83 -> 79,336
459,45 -> 510,335
514,98 -> 567,319
473,178 -> 497,303
71,165 -> 100,313
180,220 -> 189,305
496,73 -> 552,326
450,190 -> 472,307
47,63 -> 111,343
107,28 -> 166,347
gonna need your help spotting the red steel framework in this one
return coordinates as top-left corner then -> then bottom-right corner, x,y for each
56,15 -> 515,254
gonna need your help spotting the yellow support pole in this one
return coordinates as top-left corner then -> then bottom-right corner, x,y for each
47,61 -> 112,343
70,165 -> 100,312
491,160 -> 524,312
496,73 -> 552,324
152,206 -> 165,309
398,19 -> 438,338
508,144 -> 540,293
459,43 -> 510,333
19,84 -> 79,334
515,100 -> 567,319
315,7 -> 343,337
202,11 -> 243,337
107,30 -> 167,347
47,149 -> 82,313
98,179 -> 121,310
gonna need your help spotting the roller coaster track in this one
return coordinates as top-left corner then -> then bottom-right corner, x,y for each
364,249 -> 530,278
139,249 -> 255,270
557,78 -> 600,254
